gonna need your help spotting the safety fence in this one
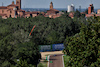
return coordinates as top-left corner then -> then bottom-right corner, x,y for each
39,43 -> 64,52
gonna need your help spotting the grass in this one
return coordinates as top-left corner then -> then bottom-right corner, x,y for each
38,59 -> 47,67
63,55 -> 70,67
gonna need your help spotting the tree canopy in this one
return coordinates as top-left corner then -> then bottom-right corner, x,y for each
0,11 -> 86,66
64,16 -> 100,67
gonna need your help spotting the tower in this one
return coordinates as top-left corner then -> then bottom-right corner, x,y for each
12,1 -> 15,4
88,4 -> 94,14
79,6 -> 81,12
50,2 -> 53,10
16,0 -> 21,9
68,4 -> 75,12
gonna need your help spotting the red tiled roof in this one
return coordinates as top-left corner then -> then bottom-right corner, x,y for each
7,9 -> 12,11
31,12 -> 39,14
41,12 -> 45,15
25,11 -> 38,14
86,14 -> 94,17
85,14 -> 100,17
0,6 -> 7,9
52,14 -> 61,18
0,14 -> 7,16
17,9 -> 25,12
25,12 -> 30,14
47,9 -> 59,12
50,9 -> 59,11
8,4 -> 18,7
95,14 -> 100,16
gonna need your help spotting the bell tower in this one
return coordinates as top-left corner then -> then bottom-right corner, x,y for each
50,2 -> 53,10
16,0 -> 21,9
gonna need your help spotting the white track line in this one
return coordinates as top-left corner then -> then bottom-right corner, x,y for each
62,55 -> 65,67
48,55 -> 50,67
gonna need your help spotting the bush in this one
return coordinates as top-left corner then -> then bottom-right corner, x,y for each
38,63 -> 44,67
64,16 -> 100,66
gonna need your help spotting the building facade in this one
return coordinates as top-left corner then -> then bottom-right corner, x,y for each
86,4 -> 95,17
0,1 -> 63,19
16,0 -> 21,9
50,2 -> 53,10
97,9 -> 100,14
68,4 -> 75,12
0,0 -> 25,19
88,4 -> 94,14
45,2 -> 62,18
0,0 -> 39,19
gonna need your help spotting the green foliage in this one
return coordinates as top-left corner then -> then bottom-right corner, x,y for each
63,56 -> 70,67
74,9 -> 81,18
0,10 -> 84,66
85,8 -> 88,14
14,41 -> 41,65
16,59 -> 29,67
0,35 -> 15,67
16,59 -> 35,67
0,12 -> 82,44
0,16 -> 2,18
64,16 -> 100,67
38,63 -> 44,67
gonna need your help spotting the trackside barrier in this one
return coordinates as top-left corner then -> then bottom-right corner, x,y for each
39,43 -> 64,52
52,43 -> 64,51
39,45 -> 52,52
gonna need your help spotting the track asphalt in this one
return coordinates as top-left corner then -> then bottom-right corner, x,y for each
49,54 -> 63,67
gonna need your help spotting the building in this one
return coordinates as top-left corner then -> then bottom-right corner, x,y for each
50,2 -> 53,10
16,0 -> 21,9
79,6 -> 81,12
46,2 -> 59,15
0,1 -> 63,19
25,11 -> 39,18
86,4 -> 95,17
0,0 -> 39,19
88,4 -> 94,14
69,12 -> 74,18
46,2 -> 62,18
86,4 -> 100,17
97,9 -> 100,14
68,4 -> 75,12
0,0 -> 24,19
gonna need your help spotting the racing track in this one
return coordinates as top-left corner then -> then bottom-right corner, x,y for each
49,54 -> 64,67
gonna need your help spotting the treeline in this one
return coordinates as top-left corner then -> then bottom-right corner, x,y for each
0,11 -> 85,66
64,16 -> 100,67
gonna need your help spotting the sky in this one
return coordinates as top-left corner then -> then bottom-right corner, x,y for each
0,0 -> 100,9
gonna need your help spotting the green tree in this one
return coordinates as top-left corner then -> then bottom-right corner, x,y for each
0,35 -> 15,67
14,41 -> 41,67
74,9 -> 81,18
85,8 -> 88,14
64,16 -> 100,67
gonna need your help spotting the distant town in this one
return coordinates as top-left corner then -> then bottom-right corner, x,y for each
0,0 -> 100,19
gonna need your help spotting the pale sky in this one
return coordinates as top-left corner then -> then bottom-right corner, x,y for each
0,0 -> 100,9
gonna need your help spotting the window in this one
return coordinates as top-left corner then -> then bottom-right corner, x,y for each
10,11 -> 12,13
